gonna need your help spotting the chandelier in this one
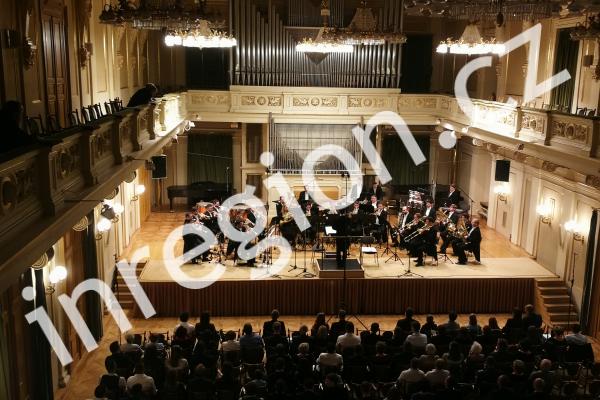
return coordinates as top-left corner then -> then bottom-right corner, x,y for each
436,23 -> 504,55
570,13 -> 600,41
99,0 -> 227,31
295,0 -> 406,54
335,0 -> 407,46
164,20 -> 236,48
296,28 -> 354,53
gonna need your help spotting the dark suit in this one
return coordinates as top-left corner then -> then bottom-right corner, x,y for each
398,212 -> 413,230
446,190 -> 460,207
423,207 -> 436,219
332,215 -> 351,268
439,212 -> 460,253
372,210 -> 388,243
453,226 -> 482,263
414,227 -> 438,265
368,185 -> 383,200
298,191 -> 312,206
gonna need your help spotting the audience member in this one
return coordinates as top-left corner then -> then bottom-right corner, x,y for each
336,322 -> 361,351
127,83 -> 158,107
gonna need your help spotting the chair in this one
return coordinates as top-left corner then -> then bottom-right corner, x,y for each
88,105 -> 98,120
46,115 -> 61,133
94,103 -> 103,118
81,107 -> 91,123
360,236 -> 379,267
26,116 -> 45,136
577,107 -> 587,116
587,109 -> 597,117
104,102 -> 113,115
69,110 -> 81,127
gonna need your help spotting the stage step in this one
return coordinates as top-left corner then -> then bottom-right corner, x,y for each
538,286 -> 568,296
113,262 -> 146,310
535,278 -> 578,330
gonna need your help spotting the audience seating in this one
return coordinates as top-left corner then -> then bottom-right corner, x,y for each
95,308 -> 597,400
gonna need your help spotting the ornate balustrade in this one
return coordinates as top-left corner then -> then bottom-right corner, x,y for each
186,87 -> 600,160
0,96 -> 185,288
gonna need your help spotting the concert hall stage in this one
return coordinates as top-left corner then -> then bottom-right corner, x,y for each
136,255 -> 555,317
125,212 -> 557,318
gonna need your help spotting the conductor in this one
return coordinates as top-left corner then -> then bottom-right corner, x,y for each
332,211 -> 351,269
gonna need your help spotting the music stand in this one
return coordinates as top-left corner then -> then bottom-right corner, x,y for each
332,232 -> 368,331
398,255 -> 424,278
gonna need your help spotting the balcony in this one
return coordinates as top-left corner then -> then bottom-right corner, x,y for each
0,95 -> 186,289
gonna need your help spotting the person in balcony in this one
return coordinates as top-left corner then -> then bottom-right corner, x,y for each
127,83 -> 158,107
0,101 -> 36,154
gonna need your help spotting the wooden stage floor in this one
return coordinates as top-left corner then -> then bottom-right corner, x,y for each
124,212 -> 557,317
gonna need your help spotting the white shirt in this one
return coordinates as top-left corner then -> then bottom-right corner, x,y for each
126,374 -> 157,395
336,333 -> 361,350
426,207 -> 432,216
405,332 -> 428,349
317,352 -> 343,369
371,202 -> 377,210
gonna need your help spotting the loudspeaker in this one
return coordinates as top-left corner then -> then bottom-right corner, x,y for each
495,160 -> 510,182
151,155 -> 167,179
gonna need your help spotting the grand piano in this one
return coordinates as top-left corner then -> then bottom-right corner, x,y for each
167,181 -> 231,211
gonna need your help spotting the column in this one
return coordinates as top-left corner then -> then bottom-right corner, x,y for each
26,269 -> 54,400
83,211 -> 103,341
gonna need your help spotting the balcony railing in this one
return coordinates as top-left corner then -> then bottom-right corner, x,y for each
0,94 -> 185,285
186,88 -> 600,160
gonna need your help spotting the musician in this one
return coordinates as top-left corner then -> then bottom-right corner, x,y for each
270,196 -> 286,226
372,202 -> 388,244
202,203 -> 220,234
410,217 -> 438,267
303,202 -> 318,243
423,199 -> 435,219
279,206 -> 298,246
212,199 -> 221,210
367,180 -> 383,200
183,213 -> 210,263
362,195 -> 379,213
452,218 -> 482,265
446,184 -> 460,207
298,186 -> 312,207
400,212 -> 423,250
439,204 -> 460,254
398,206 -> 413,230
332,211 -> 351,269
349,201 -> 362,216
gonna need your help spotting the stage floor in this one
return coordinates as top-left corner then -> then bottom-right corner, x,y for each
129,211 -> 556,283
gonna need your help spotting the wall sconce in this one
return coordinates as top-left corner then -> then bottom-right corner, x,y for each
493,183 -> 510,202
131,184 -> 146,201
565,219 -> 585,242
184,120 -> 196,132
96,216 -> 111,240
46,265 -> 68,294
536,202 -> 552,225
